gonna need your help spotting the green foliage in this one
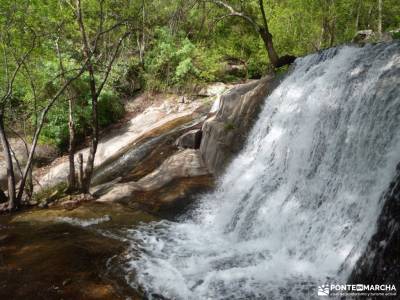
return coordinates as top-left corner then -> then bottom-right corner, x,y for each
98,90 -> 125,127
143,27 -> 223,91
40,76 -> 124,150
1,0 -> 400,153
392,31 -> 400,40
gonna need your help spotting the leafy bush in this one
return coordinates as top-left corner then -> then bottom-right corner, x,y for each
98,90 -> 125,127
40,76 -> 124,151
392,30 -> 400,40
143,27 -> 223,91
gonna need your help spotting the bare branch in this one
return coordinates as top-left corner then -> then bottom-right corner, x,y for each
16,58 -> 90,201
96,31 -> 131,98
206,0 -> 260,32
0,34 -> 37,106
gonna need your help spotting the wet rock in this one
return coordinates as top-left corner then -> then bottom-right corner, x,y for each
62,278 -> 72,286
35,97 -> 207,193
60,194 -> 94,210
349,163 -> 400,286
200,76 -> 277,174
0,215 -> 133,300
175,129 -> 203,149
380,32 -> 394,43
353,30 -> 375,44
90,177 -> 122,198
351,29 -> 394,44
90,114 -> 197,186
97,149 -> 209,203
38,202 -> 48,209
28,200 -> 38,206
130,175 -> 214,217
137,149 -> 209,190
0,234 -> 12,243
0,188 -> 7,203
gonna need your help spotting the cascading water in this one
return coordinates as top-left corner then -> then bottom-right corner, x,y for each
123,42 -> 400,299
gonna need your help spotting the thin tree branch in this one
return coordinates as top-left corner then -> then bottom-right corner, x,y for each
96,31 -> 131,98
206,0 -> 260,32
16,58 -> 90,201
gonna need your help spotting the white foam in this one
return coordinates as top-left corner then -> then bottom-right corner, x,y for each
123,42 -> 400,299
57,215 -> 111,227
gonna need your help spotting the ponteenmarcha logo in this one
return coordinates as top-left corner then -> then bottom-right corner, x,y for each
317,283 -> 397,297
318,285 -> 330,296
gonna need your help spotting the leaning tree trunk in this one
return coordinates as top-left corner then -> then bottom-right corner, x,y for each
0,113 -> 17,210
76,0 -> 98,194
257,0 -> 296,68
81,92 -> 99,194
67,96 -> 77,191
209,0 -> 296,69
259,28 -> 280,67
56,39 -> 77,192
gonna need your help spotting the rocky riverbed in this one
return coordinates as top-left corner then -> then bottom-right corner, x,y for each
0,78 -> 276,299
0,203 -> 155,299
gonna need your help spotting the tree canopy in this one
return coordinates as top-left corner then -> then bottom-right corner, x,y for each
0,0 -> 399,209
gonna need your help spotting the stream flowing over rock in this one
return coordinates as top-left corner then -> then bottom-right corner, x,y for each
349,163 -> 400,286
119,42 -> 400,299
34,98 -> 209,193
96,149 -> 209,203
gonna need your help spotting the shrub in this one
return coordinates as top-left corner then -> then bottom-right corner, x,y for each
143,27 -> 222,91
40,76 -> 124,151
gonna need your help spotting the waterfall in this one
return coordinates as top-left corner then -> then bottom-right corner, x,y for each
123,42 -> 400,299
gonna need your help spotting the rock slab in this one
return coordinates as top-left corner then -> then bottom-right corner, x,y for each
200,76 -> 276,174
97,149 -> 209,203
175,129 -> 203,149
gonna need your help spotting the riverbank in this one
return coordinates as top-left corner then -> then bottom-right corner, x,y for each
0,202 -> 156,299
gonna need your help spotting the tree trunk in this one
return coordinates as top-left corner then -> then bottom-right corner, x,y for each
75,0 -> 127,194
259,28 -> 280,67
329,18 -> 336,47
81,92 -> 99,194
67,97 -> 77,191
140,0 -> 146,65
77,153 -> 84,190
0,113 -> 17,210
56,39 -> 77,192
258,0 -> 280,67
378,0 -> 382,37
355,0 -> 362,31
210,0 -> 295,68
25,165 -> 33,201
76,0 -> 99,194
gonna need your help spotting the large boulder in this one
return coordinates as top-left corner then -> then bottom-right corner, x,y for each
96,149 -> 209,203
35,98 -> 209,193
352,30 -> 376,44
199,75 -> 277,174
0,140 -> 58,190
349,163 -> 400,286
352,29 -> 396,45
